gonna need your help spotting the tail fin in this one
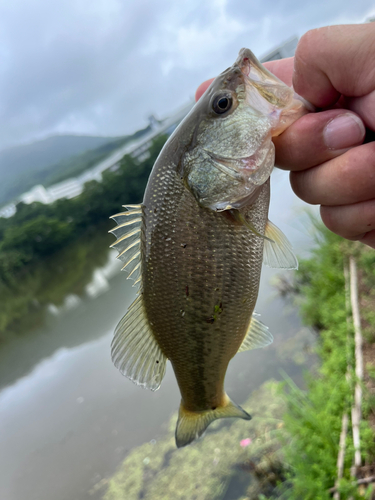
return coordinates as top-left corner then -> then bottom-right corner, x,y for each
175,394 -> 251,448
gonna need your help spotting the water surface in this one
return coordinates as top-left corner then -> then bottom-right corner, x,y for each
0,169 -> 318,500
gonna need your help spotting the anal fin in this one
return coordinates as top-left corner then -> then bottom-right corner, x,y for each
238,312 -> 273,352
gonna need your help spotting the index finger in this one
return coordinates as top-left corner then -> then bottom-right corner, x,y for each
293,24 -> 375,107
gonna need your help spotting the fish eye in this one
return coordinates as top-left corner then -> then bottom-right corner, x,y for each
212,94 -> 232,114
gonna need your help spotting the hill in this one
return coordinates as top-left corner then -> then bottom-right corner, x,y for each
0,129 -> 149,205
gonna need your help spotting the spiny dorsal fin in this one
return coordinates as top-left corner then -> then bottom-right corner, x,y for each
175,394 -> 251,448
111,295 -> 167,391
109,204 -> 143,286
110,204 -> 167,391
238,312 -> 273,352
263,219 -> 298,270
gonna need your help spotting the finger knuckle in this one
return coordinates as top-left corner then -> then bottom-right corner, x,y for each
297,29 -> 317,52
295,29 -> 320,64
320,206 -> 337,233
320,206 -> 355,239
290,171 -> 318,204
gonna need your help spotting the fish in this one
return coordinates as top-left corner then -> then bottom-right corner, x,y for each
109,48 -> 309,448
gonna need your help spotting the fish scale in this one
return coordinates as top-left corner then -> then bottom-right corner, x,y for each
142,166 -> 268,411
110,47 -> 307,447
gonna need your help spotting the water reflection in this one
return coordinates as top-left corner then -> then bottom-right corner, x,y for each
0,170 -> 318,500
85,250 -> 122,299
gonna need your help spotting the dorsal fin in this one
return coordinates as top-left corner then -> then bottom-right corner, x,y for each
109,204 -> 143,286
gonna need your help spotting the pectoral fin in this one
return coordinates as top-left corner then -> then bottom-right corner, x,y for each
238,313 -> 273,352
263,220 -> 298,270
232,210 -> 274,242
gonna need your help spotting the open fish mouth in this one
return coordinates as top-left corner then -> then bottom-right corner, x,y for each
233,48 -> 312,132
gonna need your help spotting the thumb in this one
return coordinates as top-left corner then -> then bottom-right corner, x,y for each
274,109 -> 365,171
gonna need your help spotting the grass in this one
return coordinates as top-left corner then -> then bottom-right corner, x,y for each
277,221 -> 375,500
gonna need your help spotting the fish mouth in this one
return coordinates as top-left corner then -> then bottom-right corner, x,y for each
234,48 -> 284,89
220,48 -> 258,83
233,48 -> 312,131
235,49 -> 253,77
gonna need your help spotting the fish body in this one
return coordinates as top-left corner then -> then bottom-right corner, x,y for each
110,49 -> 309,447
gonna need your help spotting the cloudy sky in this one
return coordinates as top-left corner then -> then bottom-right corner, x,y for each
0,0 -> 374,151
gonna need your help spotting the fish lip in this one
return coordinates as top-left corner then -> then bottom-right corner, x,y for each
235,48 -> 253,76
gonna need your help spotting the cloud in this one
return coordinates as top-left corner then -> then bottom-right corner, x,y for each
0,0 -> 374,150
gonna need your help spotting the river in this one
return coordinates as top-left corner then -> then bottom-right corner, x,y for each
0,169 -> 318,500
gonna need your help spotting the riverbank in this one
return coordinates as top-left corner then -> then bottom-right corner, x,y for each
280,223 -> 375,499
103,380 -> 288,500
0,135 -> 167,338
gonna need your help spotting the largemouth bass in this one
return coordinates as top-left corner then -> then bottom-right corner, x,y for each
110,49 -> 309,447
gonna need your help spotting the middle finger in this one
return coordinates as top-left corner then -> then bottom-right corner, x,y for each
290,142 -> 375,206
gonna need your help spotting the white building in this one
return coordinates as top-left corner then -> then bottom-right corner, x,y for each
20,184 -> 52,204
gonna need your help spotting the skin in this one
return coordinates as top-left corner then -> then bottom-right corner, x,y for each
196,24 -> 375,249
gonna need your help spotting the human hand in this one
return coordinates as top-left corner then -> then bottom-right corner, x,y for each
196,24 -> 375,249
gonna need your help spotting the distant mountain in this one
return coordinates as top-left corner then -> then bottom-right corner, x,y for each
0,129 -> 149,206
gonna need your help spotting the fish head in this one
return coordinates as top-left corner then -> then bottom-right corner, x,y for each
182,48 -> 311,211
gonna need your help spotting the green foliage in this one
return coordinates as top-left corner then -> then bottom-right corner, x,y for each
281,376 -> 352,499
280,222 -> 375,499
0,134 -> 168,335
0,223 -> 112,336
2,216 -> 73,258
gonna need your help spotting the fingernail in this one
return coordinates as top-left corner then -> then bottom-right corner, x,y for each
324,113 -> 365,150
